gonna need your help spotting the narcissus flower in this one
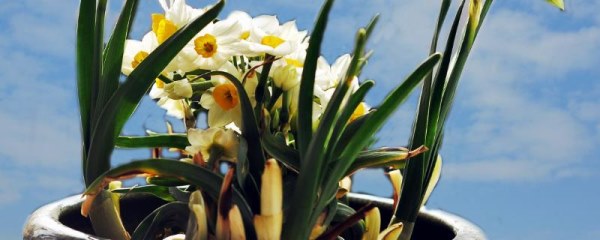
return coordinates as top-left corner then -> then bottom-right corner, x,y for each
225,11 -> 253,41
163,79 -> 193,100
179,19 -> 243,71
121,32 -> 158,76
315,54 -> 356,91
236,15 -> 307,57
271,48 -> 306,91
149,78 -> 190,119
185,127 -> 240,162
200,62 -> 258,127
159,0 -> 207,28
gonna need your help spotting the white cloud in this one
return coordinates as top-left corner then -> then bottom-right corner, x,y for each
0,169 -> 82,205
4,0 -> 76,59
439,5 -> 600,181
347,1 -> 600,181
0,1 -> 82,206
0,48 -> 80,170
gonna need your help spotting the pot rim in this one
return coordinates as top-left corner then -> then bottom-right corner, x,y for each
347,193 -> 486,240
24,193 -> 486,240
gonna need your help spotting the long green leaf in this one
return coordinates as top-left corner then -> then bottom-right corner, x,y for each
97,0 -> 139,112
261,133 -> 300,172
85,1 -> 225,186
112,185 -> 176,202
291,26 -> 370,237
84,159 -> 254,230
325,80 -> 374,168
296,0 -> 335,160
344,148 -> 411,176
393,1 -> 467,225
319,53 -> 442,217
546,0 -> 565,10
147,176 -> 188,187
331,111 -> 374,157
77,0 -> 97,176
131,202 -> 189,240
90,0 -> 107,128
115,134 -> 189,149
423,0 -> 494,191
283,1 -> 335,239
209,71 -> 265,209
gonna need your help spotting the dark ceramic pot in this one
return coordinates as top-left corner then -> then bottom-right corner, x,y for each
23,192 -> 485,239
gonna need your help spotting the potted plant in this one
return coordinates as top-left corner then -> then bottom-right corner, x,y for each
24,0 -> 565,239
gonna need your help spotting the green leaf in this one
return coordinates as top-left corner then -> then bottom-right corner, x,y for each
344,148 -> 411,176
115,134 -> 189,149
331,111 -> 374,157
96,0 -> 139,112
131,202 -> 189,240
147,176 -> 188,187
421,155 -> 442,206
77,0 -> 97,175
328,202 -> 366,239
393,1 -> 468,226
319,53 -> 442,217
326,80 -> 374,167
296,0 -> 335,160
261,133 -> 300,172
84,0 -> 225,186
317,203 -> 374,240
283,1 -> 336,239
112,185 -> 176,202
546,0 -> 565,10
364,15 -> 379,40
84,159 -> 254,229
235,137 -> 249,189
209,71 -> 265,201
90,0 -> 107,125
254,55 -> 275,115
333,202 -> 356,222
290,26 -> 371,238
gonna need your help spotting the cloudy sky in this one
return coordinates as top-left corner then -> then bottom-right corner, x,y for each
1,0 -> 599,239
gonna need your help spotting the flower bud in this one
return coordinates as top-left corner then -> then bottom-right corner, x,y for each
422,155 -> 442,206
388,169 -> 403,210
188,191 -> 208,240
261,159 -> 282,216
362,207 -> 381,240
272,65 -> 300,91
229,205 -> 246,240
254,159 -> 283,240
378,223 -> 403,240
164,80 -> 193,100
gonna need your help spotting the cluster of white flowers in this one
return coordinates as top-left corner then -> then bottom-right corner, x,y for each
121,0 -> 370,161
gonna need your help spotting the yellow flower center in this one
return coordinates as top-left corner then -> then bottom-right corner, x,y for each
212,83 -> 239,110
285,58 -> 304,68
194,34 -> 218,58
131,51 -> 149,68
240,31 -> 250,40
349,102 -> 368,122
152,14 -> 177,44
261,35 -> 285,48
155,79 -> 165,89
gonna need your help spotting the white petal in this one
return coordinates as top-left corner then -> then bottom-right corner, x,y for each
208,107 -> 232,127
253,15 -> 279,32
200,92 -> 216,109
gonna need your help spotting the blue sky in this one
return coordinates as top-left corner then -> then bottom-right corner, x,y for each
1,0 -> 599,239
